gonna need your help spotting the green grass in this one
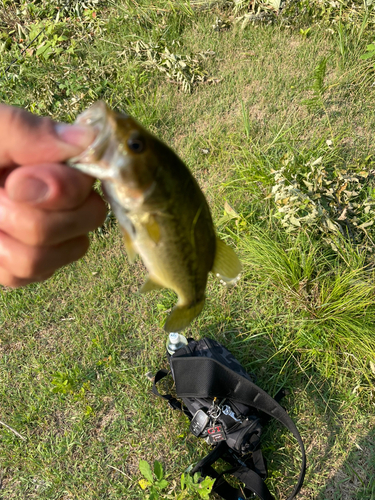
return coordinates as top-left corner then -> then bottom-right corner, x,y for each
1,1 -> 375,499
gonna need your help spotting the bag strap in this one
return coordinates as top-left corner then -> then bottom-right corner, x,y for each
170,356 -> 306,500
192,442 -> 275,500
211,466 -> 275,500
233,467 -> 275,500
152,369 -> 192,419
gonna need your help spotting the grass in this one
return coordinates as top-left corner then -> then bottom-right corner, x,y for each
1,1 -> 375,499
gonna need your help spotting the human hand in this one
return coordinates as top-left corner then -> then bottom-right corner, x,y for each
0,104 -> 107,288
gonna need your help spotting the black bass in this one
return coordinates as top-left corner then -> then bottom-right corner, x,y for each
68,101 -> 241,332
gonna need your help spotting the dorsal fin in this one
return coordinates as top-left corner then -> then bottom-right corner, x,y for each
212,237 -> 242,286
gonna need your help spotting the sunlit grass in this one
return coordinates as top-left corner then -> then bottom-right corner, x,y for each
0,1 -> 375,499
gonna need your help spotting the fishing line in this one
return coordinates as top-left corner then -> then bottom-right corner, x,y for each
2,26 -> 46,80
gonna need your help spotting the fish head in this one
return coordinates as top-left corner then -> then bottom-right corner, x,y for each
68,101 -> 174,209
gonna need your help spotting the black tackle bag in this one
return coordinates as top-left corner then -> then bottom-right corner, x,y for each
153,338 -> 306,500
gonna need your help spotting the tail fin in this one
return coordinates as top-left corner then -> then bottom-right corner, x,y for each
164,299 -> 205,333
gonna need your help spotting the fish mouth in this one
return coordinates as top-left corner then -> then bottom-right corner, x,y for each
67,101 -> 121,178
71,101 -> 111,159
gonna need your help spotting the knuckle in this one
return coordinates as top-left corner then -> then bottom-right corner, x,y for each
7,106 -> 24,131
87,193 -> 107,229
0,268 -> 52,288
5,278 -> 23,288
25,213 -> 50,245
32,271 -> 54,283
0,231 -> 46,279
0,269 -> 29,288
8,108 -> 61,162
66,235 -> 89,263
18,254 -> 43,278
72,235 -> 89,259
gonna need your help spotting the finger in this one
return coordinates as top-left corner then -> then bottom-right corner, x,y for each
0,189 -> 107,246
0,104 -> 95,168
0,167 -> 16,188
0,267 -> 53,288
5,163 -> 102,210
0,231 -> 89,279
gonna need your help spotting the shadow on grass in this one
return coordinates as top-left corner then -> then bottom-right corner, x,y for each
316,426 -> 375,500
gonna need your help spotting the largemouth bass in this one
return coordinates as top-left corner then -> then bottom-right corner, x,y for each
68,101 -> 241,332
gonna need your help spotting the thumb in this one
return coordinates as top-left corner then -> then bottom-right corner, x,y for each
0,104 -> 95,168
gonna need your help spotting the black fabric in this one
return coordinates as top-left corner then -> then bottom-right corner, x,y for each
170,355 -> 306,499
233,468 -> 275,500
171,338 -> 255,382
153,338 -> 306,500
152,369 -> 192,419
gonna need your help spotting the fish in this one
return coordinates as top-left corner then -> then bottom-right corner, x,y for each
68,101 -> 241,332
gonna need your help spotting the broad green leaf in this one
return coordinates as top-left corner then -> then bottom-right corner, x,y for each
43,47 -> 53,60
197,477 -> 215,498
153,460 -> 163,480
360,51 -> 375,60
155,479 -> 168,489
36,44 -> 47,56
139,460 -> 153,483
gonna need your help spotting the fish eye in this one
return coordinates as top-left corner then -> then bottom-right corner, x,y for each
127,135 -> 145,153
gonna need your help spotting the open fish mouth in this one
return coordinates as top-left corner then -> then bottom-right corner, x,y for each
67,101 -> 125,178
70,101 -> 111,162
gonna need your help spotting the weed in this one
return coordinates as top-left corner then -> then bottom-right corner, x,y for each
361,40 -> 375,62
239,227 -> 375,381
179,471 -> 215,499
336,9 -> 369,69
302,57 -> 335,138
130,39 -> 214,93
138,460 -> 214,499
269,153 -> 375,257
138,460 -> 169,498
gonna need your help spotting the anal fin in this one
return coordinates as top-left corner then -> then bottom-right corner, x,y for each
212,237 -> 242,286
164,298 -> 205,333
120,227 -> 137,264
140,276 -> 164,294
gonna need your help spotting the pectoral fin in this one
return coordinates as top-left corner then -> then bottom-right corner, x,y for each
164,298 -> 205,333
121,227 -> 137,264
144,214 -> 161,244
140,276 -> 164,294
212,237 -> 242,286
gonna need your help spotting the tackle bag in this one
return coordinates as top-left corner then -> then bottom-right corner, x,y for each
153,338 -> 306,500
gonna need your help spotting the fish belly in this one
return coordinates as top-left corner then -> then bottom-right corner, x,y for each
133,219 -> 198,305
